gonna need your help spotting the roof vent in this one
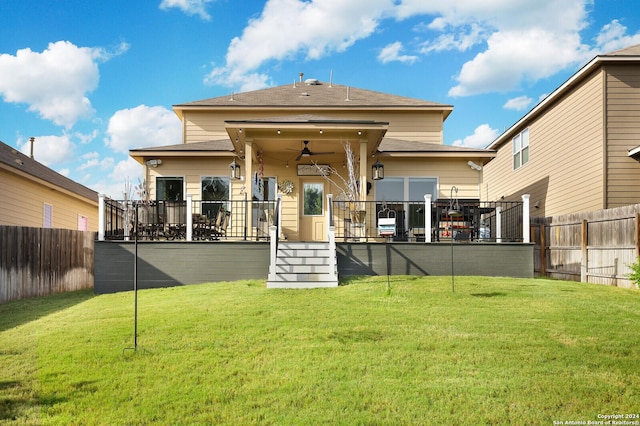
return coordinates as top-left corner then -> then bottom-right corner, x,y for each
305,78 -> 320,85
300,92 -> 310,97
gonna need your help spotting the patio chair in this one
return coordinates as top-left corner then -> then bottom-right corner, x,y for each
256,208 -> 272,240
211,206 -> 231,240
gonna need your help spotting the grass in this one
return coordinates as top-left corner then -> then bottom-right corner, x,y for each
1,276 -> 639,425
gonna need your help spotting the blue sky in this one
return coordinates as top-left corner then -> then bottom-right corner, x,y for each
1,0 -> 639,198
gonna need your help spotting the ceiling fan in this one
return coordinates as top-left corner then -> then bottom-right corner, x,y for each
294,140 -> 334,161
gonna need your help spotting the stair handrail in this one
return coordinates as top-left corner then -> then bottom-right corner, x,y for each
327,193 -> 337,283
268,196 -> 282,282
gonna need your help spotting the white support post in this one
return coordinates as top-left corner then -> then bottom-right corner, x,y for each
521,194 -> 530,243
327,193 -> 337,282
276,194 -> 283,239
268,225 -> 277,282
186,194 -> 193,241
98,194 -> 105,241
496,206 -> 502,243
424,194 -> 432,243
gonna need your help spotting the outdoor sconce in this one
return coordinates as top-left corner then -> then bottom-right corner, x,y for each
229,158 -> 241,180
371,159 -> 384,181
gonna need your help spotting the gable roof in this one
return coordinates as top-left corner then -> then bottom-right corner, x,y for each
174,81 -> 453,119
487,43 -> 640,151
0,140 -> 98,203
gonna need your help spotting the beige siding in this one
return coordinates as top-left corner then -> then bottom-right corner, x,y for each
0,169 -> 98,231
381,158 -> 482,200
605,63 -> 640,207
183,109 -> 444,144
484,69 -> 605,218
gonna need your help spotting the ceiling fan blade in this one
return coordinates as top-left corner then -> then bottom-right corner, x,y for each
311,151 -> 335,156
295,152 -> 303,161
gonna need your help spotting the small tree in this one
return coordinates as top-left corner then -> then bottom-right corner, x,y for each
313,140 -> 365,222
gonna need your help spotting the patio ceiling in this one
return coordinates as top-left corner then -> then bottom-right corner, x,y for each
225,115 -> 389,159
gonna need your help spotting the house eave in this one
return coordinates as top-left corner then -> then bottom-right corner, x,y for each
487,53 -> 640,150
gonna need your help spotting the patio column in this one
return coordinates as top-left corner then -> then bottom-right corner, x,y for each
245,139 -> 253,235
522,194 -> 530,243
98,194 -> 105,241
424,194 -> 432,243
359,141 -> 368,203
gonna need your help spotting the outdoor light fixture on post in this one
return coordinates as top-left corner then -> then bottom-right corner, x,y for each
448,186 -> 462,293
371,158 -> 384,181
229,158 -> 241,179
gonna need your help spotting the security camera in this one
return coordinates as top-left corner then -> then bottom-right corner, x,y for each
468,160 -> 482,171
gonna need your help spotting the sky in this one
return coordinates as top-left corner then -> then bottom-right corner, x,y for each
1,0 -> 639,199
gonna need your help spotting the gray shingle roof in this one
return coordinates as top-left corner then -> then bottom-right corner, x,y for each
605,43 -> 640,56
130,139 -> 234,153
176,82 -> 452,110
0,140 -> 98,202
379,138 -> 495,154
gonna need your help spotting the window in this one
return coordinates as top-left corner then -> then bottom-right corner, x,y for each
375,177 -> 438,230
303,182 -> 323,216
375,177 -> 437,202
78,215 -> 88,231
201,177 -> 229,201
43,203 -> 52,228
156,177 -> 184,201
201,176 -> 229,220
513,128 -> 529,169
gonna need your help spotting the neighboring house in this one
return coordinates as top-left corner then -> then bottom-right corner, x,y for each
0,139 -> 98,231
484,44 -> 640,218
129,77 -> 496,242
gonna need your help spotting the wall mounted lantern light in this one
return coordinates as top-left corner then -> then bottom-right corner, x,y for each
229,158 -> 241,180
371,158 -> 384,181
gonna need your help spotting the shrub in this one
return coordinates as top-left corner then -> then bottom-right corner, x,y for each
627,257 -> 640,289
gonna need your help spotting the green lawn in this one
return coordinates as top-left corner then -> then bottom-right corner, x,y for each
1,277 -> 639,425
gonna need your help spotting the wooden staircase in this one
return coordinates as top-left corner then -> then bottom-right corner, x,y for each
267,241 -> 338,288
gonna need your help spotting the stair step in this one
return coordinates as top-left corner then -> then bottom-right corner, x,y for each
267,280 -> 338,289
277,248 -> 331,257
275,264 -> 332,274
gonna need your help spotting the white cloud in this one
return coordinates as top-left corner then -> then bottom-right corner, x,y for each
205,0 -> 394,90
205,0 -> 640,97
451,124 -> 499,148
0,41 -> 128,128
104,105 -> 181,154
17,134 -> 75,166
378,42 -> 418,64
448,28 -> 591,96
159,0 -> 214,20
594,20 -> 640,53
91,158 -> 144,199
503,95 -> 533,111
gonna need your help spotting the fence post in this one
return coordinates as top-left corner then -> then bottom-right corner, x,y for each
581,219 -> 588,283
540,222 -> 547,277
186,194 -> 193,241
522,194 -> 530,243
98,194 -> 105,241
424,194 -> 432,243
635,213 -> 640,257
496,206 -> 502,243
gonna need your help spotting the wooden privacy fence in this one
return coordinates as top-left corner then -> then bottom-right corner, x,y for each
0,226 -> 95,304
532,204 -> 640,289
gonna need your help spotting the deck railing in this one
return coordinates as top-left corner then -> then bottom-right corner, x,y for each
98,194 -> 529,243
99,197 -> 277,241
331,197 -> 528,243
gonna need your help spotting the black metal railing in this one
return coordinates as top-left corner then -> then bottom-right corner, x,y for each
102,197 -> 524,243
331,199 -> 524,243
103,198 -> 278,241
